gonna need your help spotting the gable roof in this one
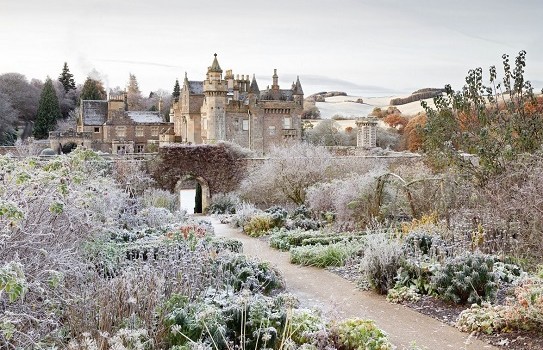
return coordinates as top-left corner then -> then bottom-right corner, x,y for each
188,81 -> 204,94
126,111 -> 164,123
81,100 -> 107,125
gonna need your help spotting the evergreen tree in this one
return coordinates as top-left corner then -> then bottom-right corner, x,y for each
58,62 -> 76,92
33,78 -> 61,139
80,77 -> 106,100
127,73 -> 143,110
172,79 -> 180,102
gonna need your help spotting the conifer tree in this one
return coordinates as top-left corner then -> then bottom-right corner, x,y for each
80,77 -> 106,100
33,78 -> 61,139
127,73 -> 143,110
172,79 -> 180,102
58,62 -> 76,92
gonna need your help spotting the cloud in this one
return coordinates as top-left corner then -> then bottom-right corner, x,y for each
269,74 -> 401,96
95,58 -> 182,69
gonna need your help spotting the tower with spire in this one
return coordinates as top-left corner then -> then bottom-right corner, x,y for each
201,54 -> 228,142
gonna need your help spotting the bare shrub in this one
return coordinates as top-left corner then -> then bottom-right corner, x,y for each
239,143 -> 340,206
306,169 -> 388,229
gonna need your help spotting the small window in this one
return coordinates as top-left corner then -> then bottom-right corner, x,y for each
242,119 -> 249,131
283,117 -> 292,129
151,126 -> 159,136
116,126 -> 126,138
136,144 -> 145,153
94,127 -> 100,133
268,126 -> 276,135
136,126 -> 144,137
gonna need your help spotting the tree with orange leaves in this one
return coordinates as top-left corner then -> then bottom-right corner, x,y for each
383,114 -> 408,132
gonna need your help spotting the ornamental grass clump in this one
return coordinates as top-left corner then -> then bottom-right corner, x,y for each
430,252 -> 498,304
290,242 -> 360,268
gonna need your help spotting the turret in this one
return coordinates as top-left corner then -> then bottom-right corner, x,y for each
207,53 -> 223,83
293,76 -> 304,106
272,69 -> 279,90
248,74 -> 260,95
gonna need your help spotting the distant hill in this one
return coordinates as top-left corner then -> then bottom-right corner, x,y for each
306,91 -> 347,102
389,88 -> 445,106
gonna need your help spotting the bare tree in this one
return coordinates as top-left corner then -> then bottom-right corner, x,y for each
0,73 -> 40,123
239,143 -> 340,205
0,92 -> 18,145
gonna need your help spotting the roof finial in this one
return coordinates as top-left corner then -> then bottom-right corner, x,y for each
214,53 -> 217,57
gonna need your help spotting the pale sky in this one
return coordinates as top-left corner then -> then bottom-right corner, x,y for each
1,0 -> 541,96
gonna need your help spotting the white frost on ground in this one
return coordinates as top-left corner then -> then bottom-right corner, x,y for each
316,94 -> 437,119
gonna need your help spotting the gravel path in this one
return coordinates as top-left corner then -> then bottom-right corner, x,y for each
208,216 -> 497,350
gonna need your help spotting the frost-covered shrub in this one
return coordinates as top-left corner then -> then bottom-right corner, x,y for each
265,205 -> 288,227
141,188 -> 178,212
219,254 -> 284,294
243,214 -> 274,237
331,318 -> 393,350
386,285 -> 421,304
289,308 -> 325,345
430,252 -> 498,304
506,278 -> 543,330
239,143 -> 339,206
230,202 -> 261,228
493,261 -> 523,284
456,303 -> 508,334
396,229 -> 450,294
360,234 -> 404,294
286,217 -> 322,231
0,150 -> 133,347
208,192 -> 241,214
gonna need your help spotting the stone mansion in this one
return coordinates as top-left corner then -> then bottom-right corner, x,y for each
171,54 -> 304,154
49,54 -> 377,154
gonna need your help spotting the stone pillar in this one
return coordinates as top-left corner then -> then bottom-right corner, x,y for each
356,117 -> 378,149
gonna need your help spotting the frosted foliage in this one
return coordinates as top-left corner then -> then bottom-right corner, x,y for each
306,169 -> 387,228
360,233 -> 404,293
0,150 -> 155,347
239,143 -> 339,206
112,159 -> 155,195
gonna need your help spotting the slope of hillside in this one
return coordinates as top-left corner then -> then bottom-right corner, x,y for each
314,94 -> 436,119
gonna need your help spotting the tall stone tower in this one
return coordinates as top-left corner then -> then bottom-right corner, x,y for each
201,54 -> 228,143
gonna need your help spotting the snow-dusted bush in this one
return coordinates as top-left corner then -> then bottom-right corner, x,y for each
141,187 -> 178,212
230,202 -> 262,228
360,233 -> 404,294
430,252 -> 498,304
207,192 -> 241,214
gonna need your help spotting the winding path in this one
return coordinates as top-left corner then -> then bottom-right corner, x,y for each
208,216 -> 497,350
